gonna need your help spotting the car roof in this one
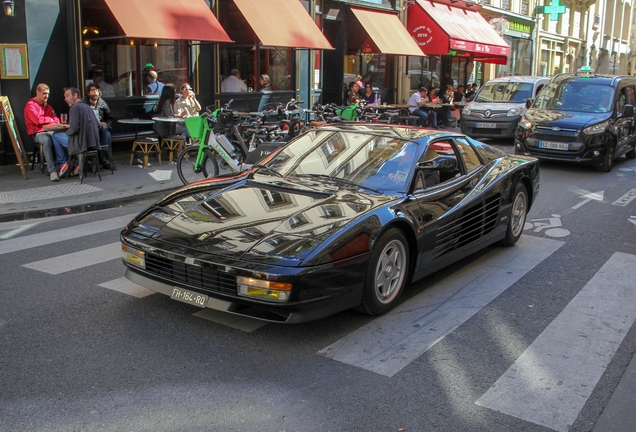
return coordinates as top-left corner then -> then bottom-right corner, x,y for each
317,123 -> 459,142
551,73 -> 631,86
484,76 -> 549,84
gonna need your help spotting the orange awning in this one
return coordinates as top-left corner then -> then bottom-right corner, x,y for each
350,8 -> 423,56
232,0 -> 333,49
104,0 -> 232,42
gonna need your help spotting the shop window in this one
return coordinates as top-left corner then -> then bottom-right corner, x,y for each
81,0 -> 190,97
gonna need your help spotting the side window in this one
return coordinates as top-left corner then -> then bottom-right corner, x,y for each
617,87 -> 627,113
414,140 -> 459,190
454,138 -> 483,173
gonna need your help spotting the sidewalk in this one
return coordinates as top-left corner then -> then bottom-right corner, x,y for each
0,150 -> 182,220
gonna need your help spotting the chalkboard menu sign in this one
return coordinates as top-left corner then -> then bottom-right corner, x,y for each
0,96 -> 28,179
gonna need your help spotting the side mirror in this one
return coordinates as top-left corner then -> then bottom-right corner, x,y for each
418,155 -> 458,172
525,98 -> 534,109
620,104 -> 634,118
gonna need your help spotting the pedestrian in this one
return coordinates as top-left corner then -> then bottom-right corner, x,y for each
64,87 -> 100,169
85,83 -> 114,170
23,83 -> 70,181
221,69 -> 248,93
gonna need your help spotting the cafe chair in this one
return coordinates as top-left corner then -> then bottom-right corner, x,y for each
66,149 -> 101,184
161,135 -> 186,164
29,136 -> 46,174
130,137 -> 161,168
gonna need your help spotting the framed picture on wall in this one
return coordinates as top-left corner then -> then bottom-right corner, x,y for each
0,44 -> 29,79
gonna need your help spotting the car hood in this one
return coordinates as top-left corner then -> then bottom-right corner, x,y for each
128,176 -> 393,266
525,109 -> 611,129
468,101 -> 522,111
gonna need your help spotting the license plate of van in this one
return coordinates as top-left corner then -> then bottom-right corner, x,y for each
539,141 -> 569,151
476,123 -> 497,128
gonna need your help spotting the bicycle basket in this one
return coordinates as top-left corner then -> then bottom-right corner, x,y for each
184,116 -> 206,142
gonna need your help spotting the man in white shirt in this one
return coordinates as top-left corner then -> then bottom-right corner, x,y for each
221,69 -> 248,93
407,87 -> 437,128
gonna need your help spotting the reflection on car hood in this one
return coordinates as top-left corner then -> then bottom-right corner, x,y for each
525,109 -> 610,129
130,176 -> 392,266
468,101 -> 522,110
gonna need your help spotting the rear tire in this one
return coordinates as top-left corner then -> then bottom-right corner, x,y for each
177,146 -> 219,185
500,183 -> 528,247
597,144 -> 615,172
355,228 -> 409,316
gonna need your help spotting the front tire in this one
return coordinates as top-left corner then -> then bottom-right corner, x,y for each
356,228 -> 409,316
177,146 -> 219,185
500,183 -> 528,247
597,144 -> 615,172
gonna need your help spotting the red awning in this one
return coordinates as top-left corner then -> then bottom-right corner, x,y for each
232,0 -> 333,49
104,0 -> 232,42
408,0 -> 509,64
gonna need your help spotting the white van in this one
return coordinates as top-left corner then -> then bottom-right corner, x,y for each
461,76 -> 549,139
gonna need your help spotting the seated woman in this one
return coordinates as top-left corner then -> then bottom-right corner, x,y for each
346,82 -> 361,105
154,84 -> 185,136
361,82 -> 379,106
259,74 -> 272,90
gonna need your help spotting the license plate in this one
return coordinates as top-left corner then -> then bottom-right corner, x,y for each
170,287 -> 208,307
539,141 -> 569,151
476,123 -> 497,128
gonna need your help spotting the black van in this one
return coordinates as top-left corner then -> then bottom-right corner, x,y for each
514,67 -> 636,172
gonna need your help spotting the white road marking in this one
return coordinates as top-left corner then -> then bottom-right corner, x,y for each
572,190 -> 604,210
193,309 -> 268,332
98,277 -> 155,298
22,242 -> 121,274
629,216 -> 636,227
612,188 -> 636,207
0,214 -> 135,255
476,252 -> 636,432
318,235 -> 564,377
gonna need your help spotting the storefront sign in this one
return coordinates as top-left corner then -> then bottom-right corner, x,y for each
411,24 -> 435,48
0,44 -> 29,79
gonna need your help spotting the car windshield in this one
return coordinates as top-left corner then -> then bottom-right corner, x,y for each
533,82 -> 614,113
475,82 -> 533,103
264,130 -> 418,193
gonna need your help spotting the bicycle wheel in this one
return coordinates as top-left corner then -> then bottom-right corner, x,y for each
176,146 -> 219,185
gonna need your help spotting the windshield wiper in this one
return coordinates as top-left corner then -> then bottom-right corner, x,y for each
253,164 -> 283,177
297,173 -> 381,194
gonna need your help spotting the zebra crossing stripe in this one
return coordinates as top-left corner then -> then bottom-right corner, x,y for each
22,242 -> 122,274
318,235 -> 565,377
475,252 -> 636,432
98,277 -> 155,298
0,214 -> 135,255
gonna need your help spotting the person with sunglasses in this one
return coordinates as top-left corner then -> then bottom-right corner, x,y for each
174,83 -> 201,118
361,82 -> 379,106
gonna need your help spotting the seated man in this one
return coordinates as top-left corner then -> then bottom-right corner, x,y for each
85,83 -> 114,170
64,87 -> 100,161
144,70 -> 164,96
23,83 -> 70,181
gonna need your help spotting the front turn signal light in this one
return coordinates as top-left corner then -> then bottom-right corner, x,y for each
237,276 -> 292,302
122,243 -> 146,269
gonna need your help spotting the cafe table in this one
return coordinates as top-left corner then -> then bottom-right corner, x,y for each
117,118 -> 155,141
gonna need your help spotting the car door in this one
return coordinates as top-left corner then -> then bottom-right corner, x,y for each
411,138 -> 487,277
614,81 -> 636,157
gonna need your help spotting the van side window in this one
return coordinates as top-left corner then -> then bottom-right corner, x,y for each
535,84 -> 545,96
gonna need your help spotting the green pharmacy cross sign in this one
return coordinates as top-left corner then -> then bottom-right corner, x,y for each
537,0 -> 566,21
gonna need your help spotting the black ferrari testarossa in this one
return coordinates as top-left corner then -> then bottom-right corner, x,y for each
121,124 -> 539,323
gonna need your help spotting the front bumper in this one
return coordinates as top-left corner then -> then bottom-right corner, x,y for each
514,131 -> 608,165
461,115 -> 519,139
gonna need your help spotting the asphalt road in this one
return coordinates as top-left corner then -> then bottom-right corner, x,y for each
1,142 -> 635,432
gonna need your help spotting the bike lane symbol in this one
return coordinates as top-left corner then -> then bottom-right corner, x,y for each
524,214 -> 571,238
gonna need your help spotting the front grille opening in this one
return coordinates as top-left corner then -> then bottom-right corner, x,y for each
145,253 -> 236,295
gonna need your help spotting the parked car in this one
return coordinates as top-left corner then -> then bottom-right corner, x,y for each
121,124 -> 539,323
461,76 -> 549,139
515,67 -> 636,172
